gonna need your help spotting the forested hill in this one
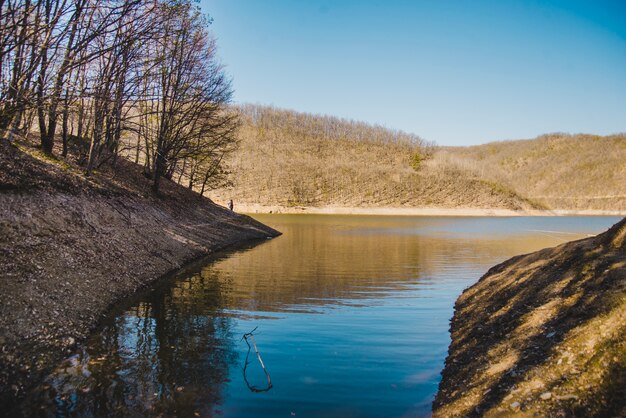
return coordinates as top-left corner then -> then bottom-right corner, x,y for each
437,134 -> 626,211
209,104 -> 625,212
210,105 -> 542,211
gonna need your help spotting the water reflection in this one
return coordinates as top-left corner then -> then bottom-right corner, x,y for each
18,270 -> 240,417
14,215 -> 619,417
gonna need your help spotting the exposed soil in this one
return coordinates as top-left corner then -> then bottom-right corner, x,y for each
216,203 -> 625,217
433,218 -> 626,417
0,138 -> 280,411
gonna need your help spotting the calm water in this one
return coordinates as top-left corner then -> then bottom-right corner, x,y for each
15,215 -> 620,417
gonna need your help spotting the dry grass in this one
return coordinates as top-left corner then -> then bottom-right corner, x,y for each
435,133 -> 626,211
210,105 -> 541,210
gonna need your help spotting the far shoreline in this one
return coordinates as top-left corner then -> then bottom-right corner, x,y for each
228,204 -> 626,217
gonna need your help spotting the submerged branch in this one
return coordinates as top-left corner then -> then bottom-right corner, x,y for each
242,327 -> 273,393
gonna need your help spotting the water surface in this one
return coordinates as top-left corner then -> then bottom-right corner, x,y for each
16,215 -> 620,417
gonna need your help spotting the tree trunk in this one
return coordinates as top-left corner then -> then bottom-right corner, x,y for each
37,44 -> 51,153
135,130 -> 141,164
43,0 -> 81,156
152,151 -> 166,194
4,107 -> 23,142
61,101 -> 69,157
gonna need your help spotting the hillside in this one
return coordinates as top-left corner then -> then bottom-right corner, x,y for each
436,133 -> 626,211
433,218 -> 625,417
0,136 -> 279,411
209,105 -> 624,213
210,105 -> 543,212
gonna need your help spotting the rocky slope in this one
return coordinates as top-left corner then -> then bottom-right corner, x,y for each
0,139 -> 279,411
433,218 -> 625,417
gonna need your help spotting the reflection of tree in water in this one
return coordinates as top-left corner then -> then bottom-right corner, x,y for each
14,217 -> 583,417
16,268 -> 239,417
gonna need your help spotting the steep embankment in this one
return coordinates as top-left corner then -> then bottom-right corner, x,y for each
0,139 -> 279,410
433,218 -> 626,417
434,133 -> 626,212
209,105 -> 542,212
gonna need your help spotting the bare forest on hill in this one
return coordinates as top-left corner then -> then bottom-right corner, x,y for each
2,1 -> 623,210
208,105 -> 538,210
1,0 -> 237,194
432,133 -> 626,211
209,105 -> 625,212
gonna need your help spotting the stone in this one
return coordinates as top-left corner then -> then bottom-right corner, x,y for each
540,392 -> 552,400
556,394 -> 579,401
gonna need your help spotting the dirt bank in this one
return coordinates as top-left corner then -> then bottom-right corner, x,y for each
0,140 -> 279,410
433,218 -> 625,417
223,203 -> 626,217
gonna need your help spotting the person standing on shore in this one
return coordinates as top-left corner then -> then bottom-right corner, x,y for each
228,199 -> 234,211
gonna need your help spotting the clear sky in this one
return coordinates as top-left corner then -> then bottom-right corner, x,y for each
200,0 -> 626,146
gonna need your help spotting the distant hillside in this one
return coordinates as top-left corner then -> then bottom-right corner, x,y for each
435,133 -> 626,211
210,105 -> 542,211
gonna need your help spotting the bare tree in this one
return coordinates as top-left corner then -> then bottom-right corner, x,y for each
2,0 -> 238,196
137,2 -> 237,194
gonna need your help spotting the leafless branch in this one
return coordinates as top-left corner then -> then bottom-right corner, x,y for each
241,327 -> 273,393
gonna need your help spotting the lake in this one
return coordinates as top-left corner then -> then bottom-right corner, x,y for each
14,215 -> 621,417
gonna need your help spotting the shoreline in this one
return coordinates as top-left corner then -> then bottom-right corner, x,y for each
0,140 -> 281,411
0,191 -> 280,412
231,203 -> 626,217
433,218 -> 626,416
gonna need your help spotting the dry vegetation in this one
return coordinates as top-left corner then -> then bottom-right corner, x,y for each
430,133 -> 626,211
210,105 -> 624,212
433,218 -> 626,417
210,105 -> 543,211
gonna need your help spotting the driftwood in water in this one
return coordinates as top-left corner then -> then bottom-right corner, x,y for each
242,327 -> 273,392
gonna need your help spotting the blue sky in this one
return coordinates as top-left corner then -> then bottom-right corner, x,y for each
200,0 -> 626,146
